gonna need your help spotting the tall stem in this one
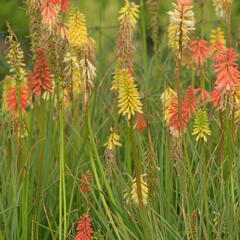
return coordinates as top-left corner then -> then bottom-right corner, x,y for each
58,84 -> 67,239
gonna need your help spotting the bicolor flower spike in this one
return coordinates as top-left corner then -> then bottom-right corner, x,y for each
119,0 -> 140,28
168,0 -> 195,51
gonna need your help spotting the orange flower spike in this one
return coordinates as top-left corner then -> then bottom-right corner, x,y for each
212,88 -> 225,110
214,48 -> 239,91
135,113 -> 148,132
30,49 -> 53,96
75,214 -> 94,240
41,1 -> 59,29
190,40 -> 209,66
6,86 -> 29,116
168,97 -> 191,136
185,86 -> 196,114
80,172 -> 92,196
193,88 -> 211,103
61,0 -> 71,13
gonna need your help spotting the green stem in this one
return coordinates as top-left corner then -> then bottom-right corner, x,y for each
130,118 -> 151,240
58,85 -> 67,239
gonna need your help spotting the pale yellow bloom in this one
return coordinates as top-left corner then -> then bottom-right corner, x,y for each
131,174 -> 148,206
104,127 -> 122,150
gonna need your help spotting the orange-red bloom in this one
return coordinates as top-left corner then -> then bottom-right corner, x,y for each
30,49 -> 52,96
6,86 -> 29,117
135,113 -> 148,132
61,0 -> 71,13
211,88 -> 225,110
193,88 -> 211,103
41,1 -> 59,29
80,172 -> 92,196
168,97 -> 191,136
185,86 -> 196,114
214,48 -> 239,91
190,40 -> 209,66
75,214 -> 94,240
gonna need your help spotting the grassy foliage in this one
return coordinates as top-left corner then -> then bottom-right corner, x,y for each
1,0 -> 240,240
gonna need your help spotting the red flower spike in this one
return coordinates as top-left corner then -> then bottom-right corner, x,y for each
80,172 -> 92,196
190,40 -> 209,67
211,88 -> 225,110
6,86 -> 29,117
214,48 -> 239,91
75,214 -> 94,240
193,88 -> 211,103
168,97 -> 191,137
61,0 -> 71,13
41,2 -> 59,28
30,49 -> 53,96
135,113 -> 148,132
45,0 -> 61,4
185,86 -> 196,114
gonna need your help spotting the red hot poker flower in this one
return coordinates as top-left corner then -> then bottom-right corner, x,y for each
214,48 -> 239,91
168,97 -> 191,137
135,113 -> 148,132
75,214 -> 94,240
211,88 -> 225,110
61,0 -> 71,13
185,86 -> 196,114
190,40 -> 209,66
80,172 -> 92,196
6,86 -> 29,117
30,49 -> 53,96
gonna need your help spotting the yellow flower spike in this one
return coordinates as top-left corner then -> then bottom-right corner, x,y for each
210,27 -> 226,48
117,70 -> 143,120
119,0 -> 140,28
131,174 -> 148,206
68,9 -> 88,49
192,109 -> 211,142
104,127 -> 122,150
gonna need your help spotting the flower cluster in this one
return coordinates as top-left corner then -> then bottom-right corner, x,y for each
104,127 -> 122,150
74,214 -> 94,240
192,109 -> 211,142
68,9 -> 88,49
131,174 -> 148,206
210,27 -> 226,54
190,40 -> 209,67
29,48 -> 53,96
117,70 -> 143,120
168,0 -> 195,51
80,172 -> 92,196
118,0 -> 140,28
